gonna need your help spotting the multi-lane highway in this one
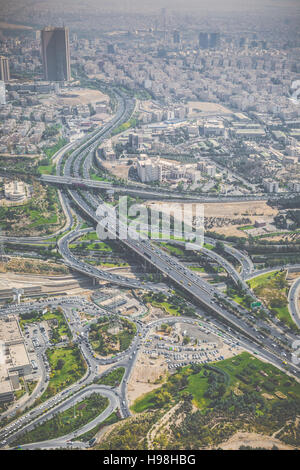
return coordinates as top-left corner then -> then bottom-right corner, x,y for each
41,174 -> 287,203
53,87 -> 300,374
58,226 -> 162,291
1,85 -> 299,449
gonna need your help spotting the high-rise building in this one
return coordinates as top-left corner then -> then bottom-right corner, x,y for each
107,44 -> 115,54
239,37 -> 246,48
41,26 -> 71,81
263,179 -> 279,193
0,57 -> 10,82
129,133 -> 140,149
0,81 -> 6,105
199,32 -> 209,49
209,32 -> 220,49
173,30 -> 180,44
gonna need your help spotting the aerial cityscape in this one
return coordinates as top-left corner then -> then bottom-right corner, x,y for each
0,0 -> 299,454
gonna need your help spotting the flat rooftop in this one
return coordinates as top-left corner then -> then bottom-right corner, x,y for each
0,315 -> 23,344
0,365 -> 13,396
8,343 -> 31,370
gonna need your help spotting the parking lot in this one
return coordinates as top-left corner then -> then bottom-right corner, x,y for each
141,320 -> 242,370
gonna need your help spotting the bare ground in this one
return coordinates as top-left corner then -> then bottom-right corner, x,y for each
0,257 -> 69,276
147,200 -> 277,238
127,353 -> 168,408
217,431 -> 297,450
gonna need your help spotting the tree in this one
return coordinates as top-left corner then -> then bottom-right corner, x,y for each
154,390 -> 172,408
215,241 -> 225,254
56,358 -> 65,370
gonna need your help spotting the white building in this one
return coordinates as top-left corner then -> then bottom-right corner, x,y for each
0,80 -> 6,105
203,120 -> 225,136
136,155 -> 162,183
263,179 -> 279,193
197,161 -> 216,177
288,181 -> 300,192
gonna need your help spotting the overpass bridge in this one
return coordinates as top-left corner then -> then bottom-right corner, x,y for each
40,174 -> 289,203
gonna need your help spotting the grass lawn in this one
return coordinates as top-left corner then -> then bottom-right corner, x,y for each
37,163 -> 56,175
43,137 -> 68,160
144,233 -> 186,242
231,293 -> 246,306
77,411 -> 119,442
149,300 -> 181,316
215,352 -> 300,399
90,173 -> 111,182
97,367 -> 125,387
15,379 -> 27,401
28,210 -> 58,227
186,369 -> 210,408
100,261 -> 129,267
72,241 -> 112,251
131,352 -> 300,414
273,306 -> 292,326
131,389 -> 159,413
247,271 -> 297,329
39,346 -> 86,402
111,118 -> 137,136
79,232 -> 99,241
247,271 -> 277,290
160,242 -> 185,256
203,243 -> 214,250
188,266 -> 205,272
86,242 -> 112,251
238,225 -> 255,231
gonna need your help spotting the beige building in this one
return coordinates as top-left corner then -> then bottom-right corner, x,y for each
0,315 -> 32,403
4,180 -> 28,202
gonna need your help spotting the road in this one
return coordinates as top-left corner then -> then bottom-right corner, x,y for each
58,226 -> 163,291
40,173 -> 295,203
288,276 -> 300,329
1,84 -> 299,449
56,87 -> 299,375
3,385 -> 119,449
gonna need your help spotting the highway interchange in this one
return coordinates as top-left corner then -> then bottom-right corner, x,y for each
0,86 -> 300,450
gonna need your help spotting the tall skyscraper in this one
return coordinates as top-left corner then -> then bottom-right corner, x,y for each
239,37 -> 246,48
198,32 -> 209,49
173,30 -> 181,44
209,32 -> 220,49
0,57 -> 10,82
107,44 -> 115,54
161,8 -> 167,42
0,81 -> 6,105
41,27 -> 71,81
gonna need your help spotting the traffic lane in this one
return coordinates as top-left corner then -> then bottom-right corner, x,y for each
5,386 -> 119,447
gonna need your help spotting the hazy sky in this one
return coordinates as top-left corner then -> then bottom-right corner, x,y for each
1,0 -> 300,14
